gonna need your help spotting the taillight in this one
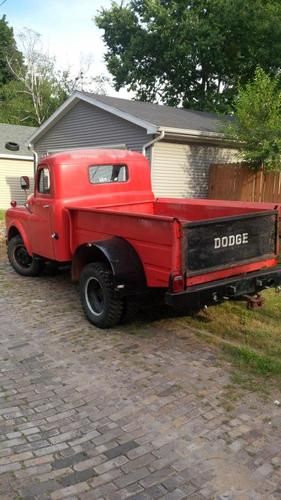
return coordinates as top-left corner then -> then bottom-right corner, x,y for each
171,274 -> 185,292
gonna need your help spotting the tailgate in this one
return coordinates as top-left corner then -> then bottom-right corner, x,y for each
184,210 -> 278,275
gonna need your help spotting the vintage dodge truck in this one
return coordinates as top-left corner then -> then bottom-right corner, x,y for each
5,149 -> 281,328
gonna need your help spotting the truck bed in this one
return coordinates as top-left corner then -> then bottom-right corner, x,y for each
67,198 -> 279,288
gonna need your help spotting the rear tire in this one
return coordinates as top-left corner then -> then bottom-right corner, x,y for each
120,296 -> 139,324
8,235 -> 44,277
80,262 -> 123,328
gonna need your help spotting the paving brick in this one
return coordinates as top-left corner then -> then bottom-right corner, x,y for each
121,453 -> 156,473
0,451 -> 33,465
14,463 -> 52,478
94,455 -> 128,474
68,430 -> 100,446
73,454 -> 106,471
162,475 -> 186,492
161,488 -> 187,500
104,440 -> 138,460
139,467 -> 174,489
34,443 -> 69,457
21,479 -> 60,497
146,484 -> 168,498
0,437 -> 26,448
52,452 -> 88,470
36,466 -> 73,482
86,481 -> 118,498
0,462 -> 21,474
90,467 -> 123,488
50,430 -> 81,445
24,455 -> 54,467
6,431 -> 21,439
58,468 -> 97,487
114,467 -> 150,489
51,481 -> 90,499
127,444 -> 154,460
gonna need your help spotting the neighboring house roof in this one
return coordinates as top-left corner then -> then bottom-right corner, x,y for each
0,123 -> 36,158
82,92 -> 224,133
29,91 -> 230,145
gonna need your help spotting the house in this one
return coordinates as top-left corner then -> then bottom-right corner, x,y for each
29,92 -> 238,198
0,123 -> 36,209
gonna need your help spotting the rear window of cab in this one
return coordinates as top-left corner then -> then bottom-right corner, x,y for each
89,164 -> 128,184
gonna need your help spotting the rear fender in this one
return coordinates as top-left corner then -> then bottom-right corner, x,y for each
72,237 -> 146,293
7,221 -> 33,256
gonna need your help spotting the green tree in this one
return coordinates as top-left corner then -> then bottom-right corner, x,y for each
0,28 -> 109,126
224,68 -> 281,171
96,0 -> 281,112
0,14 -> 23,85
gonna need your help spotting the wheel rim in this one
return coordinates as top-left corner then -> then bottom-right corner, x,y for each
13,244 -> 33,269
85,277 -> 104,316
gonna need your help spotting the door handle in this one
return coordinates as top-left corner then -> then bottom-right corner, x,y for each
42,204 -> 50,208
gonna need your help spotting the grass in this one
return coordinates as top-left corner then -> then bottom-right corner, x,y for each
0,209 -> 5,221
178,288 -> 281,379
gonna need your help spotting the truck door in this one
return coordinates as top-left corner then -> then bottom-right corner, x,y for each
29,165 -> 55,259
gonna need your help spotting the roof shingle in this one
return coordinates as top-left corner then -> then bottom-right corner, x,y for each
81,92 -> 226,133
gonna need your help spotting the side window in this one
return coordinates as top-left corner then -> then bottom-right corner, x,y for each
89,164 -> 128,184
38,167 -> 51,194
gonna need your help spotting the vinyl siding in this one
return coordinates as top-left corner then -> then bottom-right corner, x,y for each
151,141 -> 238,198
0,158 -> 34,209
34,100 -> 152,157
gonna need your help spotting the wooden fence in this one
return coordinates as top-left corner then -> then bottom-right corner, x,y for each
209,163 -> 281,203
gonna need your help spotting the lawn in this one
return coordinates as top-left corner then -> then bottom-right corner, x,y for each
177,288 -> 281,379
0,209 -> 5,221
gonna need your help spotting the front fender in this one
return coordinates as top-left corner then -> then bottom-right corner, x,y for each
7,219 -> 33,256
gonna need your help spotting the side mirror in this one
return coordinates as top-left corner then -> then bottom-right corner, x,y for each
20,176 -> 30,190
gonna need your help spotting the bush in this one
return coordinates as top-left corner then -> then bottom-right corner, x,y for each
224,68 -> 281,171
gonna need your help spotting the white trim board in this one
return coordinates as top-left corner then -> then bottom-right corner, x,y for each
0,154 -> 33,160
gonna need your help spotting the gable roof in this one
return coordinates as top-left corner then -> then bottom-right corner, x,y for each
82,92 -> 224,133
29,91 -> 229,145
0,123 -> 37,158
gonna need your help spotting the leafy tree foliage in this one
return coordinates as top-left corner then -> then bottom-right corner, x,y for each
225,68 -> 281,171
0,15 -> 23,85
0,28 -> 109,126
96,0 -> 281,112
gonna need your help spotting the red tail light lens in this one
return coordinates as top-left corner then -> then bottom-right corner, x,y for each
172,274 -> 185,292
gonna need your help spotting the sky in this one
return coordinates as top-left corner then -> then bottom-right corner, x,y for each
1,0 -> 131,97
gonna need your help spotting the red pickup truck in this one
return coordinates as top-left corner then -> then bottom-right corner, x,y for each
5,149 -> 281,328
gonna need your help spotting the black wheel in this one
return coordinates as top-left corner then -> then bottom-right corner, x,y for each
120,296 -> 139,324
80,262 -> 123,328
7,235 -> 44,277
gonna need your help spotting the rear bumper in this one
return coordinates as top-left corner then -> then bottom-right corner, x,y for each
165,266 -> 281,308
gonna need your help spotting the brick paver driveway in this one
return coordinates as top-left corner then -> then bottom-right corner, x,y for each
0,246 -> 281,499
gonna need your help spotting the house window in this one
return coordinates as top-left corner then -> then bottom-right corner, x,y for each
89,164 -> 128,184
38,167 -> 51,194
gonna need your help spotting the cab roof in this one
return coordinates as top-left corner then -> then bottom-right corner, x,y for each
43,148 -> 145,165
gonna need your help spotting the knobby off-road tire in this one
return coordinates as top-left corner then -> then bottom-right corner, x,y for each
80,262 -> 123,329
120,296 -> 140,324
7,235 -> 44,277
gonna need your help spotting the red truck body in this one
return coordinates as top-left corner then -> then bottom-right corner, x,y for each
5,149 -> 281,328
